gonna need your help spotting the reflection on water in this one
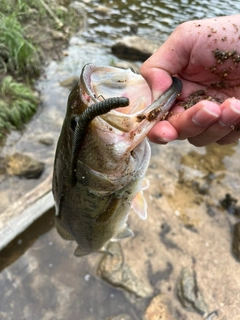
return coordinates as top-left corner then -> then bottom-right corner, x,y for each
0,209 -> 54,272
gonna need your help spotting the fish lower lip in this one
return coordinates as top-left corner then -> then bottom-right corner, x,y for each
143,77 -> 182,119
100,76 -> 182,132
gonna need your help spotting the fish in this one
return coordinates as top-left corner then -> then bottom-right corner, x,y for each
52,63 -> 182,256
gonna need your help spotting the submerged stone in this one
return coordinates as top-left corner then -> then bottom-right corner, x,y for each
176,267 -> 209,316
111,36 -> 159,61
38,134 -> 54,146
98,242 -> 153,298
144,294 -> 173,320
6,153 -> 45,179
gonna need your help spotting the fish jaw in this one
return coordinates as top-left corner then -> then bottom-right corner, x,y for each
74,64 -> 182,191
81,63 -> 182,150
80,63 -> 152,108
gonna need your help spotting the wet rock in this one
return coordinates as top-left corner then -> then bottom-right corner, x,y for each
95,5 -> 112,15
6,153 -> 45,179
176,267 -> 209,316
38,134 -> 54,146
232,221 -> 240,261
112,61 -> 140,74
60,76 -> 79,89
98,242 -> 153,298
112,36 -> 159,61
106,314 -> 131,320
220,193 -> 240,216
128,22 -> 138,35
144,294 -> 173,320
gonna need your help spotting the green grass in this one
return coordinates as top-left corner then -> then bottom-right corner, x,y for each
0,13 -> 40,77
0,76 -> 39,138
0,0 -> 81,139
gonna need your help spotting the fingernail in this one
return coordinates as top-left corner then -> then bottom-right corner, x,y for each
192,106 -> 220,126
219,103 -> 240,126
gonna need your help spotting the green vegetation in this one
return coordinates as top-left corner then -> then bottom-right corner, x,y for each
0,13 -> 40,77
0,76 -> 39,138
0,0 -> 80,140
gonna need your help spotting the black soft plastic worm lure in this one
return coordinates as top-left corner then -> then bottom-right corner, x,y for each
67,97 -> 129,187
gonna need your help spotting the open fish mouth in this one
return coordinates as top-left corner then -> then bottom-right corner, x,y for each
67,63 -> 182,187
80,63 -> 182,133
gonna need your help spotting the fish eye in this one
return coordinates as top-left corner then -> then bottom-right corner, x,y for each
70,118 -> 78,131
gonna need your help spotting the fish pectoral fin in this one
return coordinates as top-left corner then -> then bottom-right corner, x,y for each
112,227 -> 134,241
96,196 -> 121,222
55,217 -> 75,241
131,190 -> 148,220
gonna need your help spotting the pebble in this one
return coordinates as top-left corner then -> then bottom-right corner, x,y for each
6,153 -> 45,179
97,242 -> 153,298
38,134 -> 54,146
111,36 -> 160,61
176,267 -> 209,316
144,294 -> 173,320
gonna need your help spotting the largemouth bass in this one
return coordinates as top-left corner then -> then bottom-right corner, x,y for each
53,63 -> 182,256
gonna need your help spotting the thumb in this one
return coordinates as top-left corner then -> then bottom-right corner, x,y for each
140,26 -> 191,99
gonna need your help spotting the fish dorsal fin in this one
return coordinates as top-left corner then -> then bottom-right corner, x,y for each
112,227 -> 134,241
55,217 -> 75,241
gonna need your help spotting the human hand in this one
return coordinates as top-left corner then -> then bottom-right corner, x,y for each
141,15 -> 240,146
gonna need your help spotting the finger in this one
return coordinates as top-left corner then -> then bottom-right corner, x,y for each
218,98 -> 240,126
140,68 -> 173,100
188,121 -> 240,147
147,120 -> 179,144
168,100 -> 221,140
141,27 -> 190,78
140,31 -> 191,100
216,125 -> 240,145
188,123 -> 233,146
188,99 -> 240,146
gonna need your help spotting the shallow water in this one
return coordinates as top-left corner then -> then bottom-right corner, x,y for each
0,1 -> 240,319
79,0 -> 240,45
